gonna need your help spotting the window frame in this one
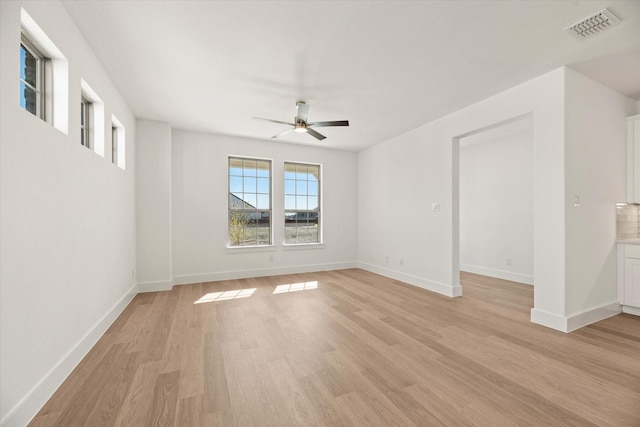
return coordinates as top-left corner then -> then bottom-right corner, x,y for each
80,95 -> 92,149
111,126 -> 118,165
228,156 -> 273,248
284,161 -> 322,245
19,31 -> 48,119
111,115 -> 125,169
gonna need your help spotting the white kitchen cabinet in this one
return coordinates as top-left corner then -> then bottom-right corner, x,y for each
626,114 -> 640,203
617,243 -> 640,315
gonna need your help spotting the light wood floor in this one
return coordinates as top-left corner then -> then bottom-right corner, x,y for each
30,269 -> 640,426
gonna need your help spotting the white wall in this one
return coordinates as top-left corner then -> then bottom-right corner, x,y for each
358,67 -> 636,332
459,118 -> 534,284
170,130 -> 358,283
136,119 -> 172,290
358,68 -> 566,320
563,68 -> 636,324
0,1 -> 136,426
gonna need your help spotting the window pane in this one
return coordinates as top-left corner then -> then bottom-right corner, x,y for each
296,180 -> 307,195
307,165 -> 320,181
296,196 -> 307,210
296,164 -> 308,179
308,181 -> 318,196
243,193 -> 257,208
300,226 -> 318,243
20,81 -> 37,115
256,161 -> 270,177
20,45 -> 37,87
284,179 -> 295,195
256,194 -> 270,209
257,211 -> 270,245
257,177 -> 270,193
285,220 -> 297,242
229,158 -> 243,176
308,196 -> 318,210
284,163 -> 296,179
229,211 -> 248,245
284,195 -> 296,210
244,160 -> 257,177
243,176 -> 256,193
229,193 -> 243,209
229,176 -> 243,193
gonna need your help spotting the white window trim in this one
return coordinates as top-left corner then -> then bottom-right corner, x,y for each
282,242 -> 326,250
80,96 -> 92,149
111,114 -> 125,169
284,160 -> 323,245
111,126 -> 118,164
225,244 -> 276,254
20,33 -> 47,119
228,155 -> 274,247
80,79 -> 104,156
21,7 -> 69,134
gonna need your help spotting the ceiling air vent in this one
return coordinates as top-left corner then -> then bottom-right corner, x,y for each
565,8 -> 621,39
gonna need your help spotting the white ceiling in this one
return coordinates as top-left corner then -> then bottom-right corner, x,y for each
62,0 -> 640,152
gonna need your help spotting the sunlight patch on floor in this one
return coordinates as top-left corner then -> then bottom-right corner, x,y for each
273,281 -> 318,294
194,288 -> 256,304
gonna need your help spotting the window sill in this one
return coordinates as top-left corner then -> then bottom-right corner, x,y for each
282,243 -> 325,251
225,245 -> 276,254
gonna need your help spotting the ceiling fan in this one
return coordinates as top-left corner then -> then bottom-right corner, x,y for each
253,101 -> 349,141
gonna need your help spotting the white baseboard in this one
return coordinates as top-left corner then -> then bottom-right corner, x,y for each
621,305 -> 640,316
137,279 -> 173,293
1,285 -> 137,427
460,264 -> 533,285
358,262 -> 462,297
172,261 -> 358,286
566,301 -> 621,332
530,307 -> 568,332
531,301 -> 621,333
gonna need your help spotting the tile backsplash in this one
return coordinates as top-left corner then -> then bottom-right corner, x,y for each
616,203 -> 640,240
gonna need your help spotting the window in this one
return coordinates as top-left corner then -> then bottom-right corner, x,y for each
228,157 -> 272,246
111,126 -> 118,164
20,8 -> 69,133
80,96 -> 92,148
284,162 -> 321,244
19,33 -> 46,118
111,115 -> 125,169
80,79 -> 106,155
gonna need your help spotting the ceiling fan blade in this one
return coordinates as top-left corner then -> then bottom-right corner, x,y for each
296,101 -> 310,122
306,128 -> 326,141
308,120 -> 349,127
253,117 -> 295,126
272,128 -> 294,139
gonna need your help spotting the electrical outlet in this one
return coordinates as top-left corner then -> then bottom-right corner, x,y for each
269,255 -> 274,262
385,256 -> 389,263
506,258 -> 512,266
400,258 -> 405,266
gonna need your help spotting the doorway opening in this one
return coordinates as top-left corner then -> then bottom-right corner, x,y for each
453,114 -> 534,306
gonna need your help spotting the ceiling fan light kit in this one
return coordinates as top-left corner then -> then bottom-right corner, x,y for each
253,101 -> 349,141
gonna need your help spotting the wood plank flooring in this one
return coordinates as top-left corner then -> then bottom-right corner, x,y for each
29,269 -> 640,426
